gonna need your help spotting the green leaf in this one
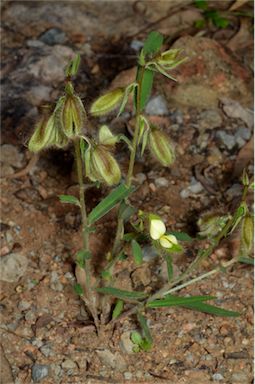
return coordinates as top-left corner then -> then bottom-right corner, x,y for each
182,302 -> 240,317
131,331 -> 143,345
76,249 -> 91,268
195,19 -> 206,29
101,270 -> 112,281
119,201 -> 136,222
131,240 -> 143,265
88,184 -> 135,224
112,299 -> 124,319
59,194 -> 81,207
194,0 -> 208,10
65,54 -> 81,77
143,31 -> 164,56
165,254 -> 173,281
123,232 -> 137,242
96,286 -> 148,301
117,83 -> 137,117
137,312 -> 153,346
147,295 -> 215,308
169,231 -> 193,242
238,256 -> 254,265
73,283 -> 83,296
135,67 -> 154,111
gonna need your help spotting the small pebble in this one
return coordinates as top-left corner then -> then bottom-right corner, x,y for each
155,177 -> 169,188
135,173 -> 146,184
18,300 -> 31,311
61,359 -> 77,370
145,95 -> 169,115
39,28 -> 66,45
124,372 -> 133,380
142,245 -> 158,262
130,40 -> 143,51
31,364 -> 49,383
40,344 -> 52,358
231,372 -> 249,383
212,373 -> 224,381
216,131 -> 236,150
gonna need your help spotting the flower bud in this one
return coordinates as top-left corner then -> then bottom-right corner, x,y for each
149,216 -> 166,240
60,93 -> 86,138
241,215 -> 254,255
98,125 -> 118,146
159,234 -> 178,249
90,88 -> 124,116
90,145 -> 121,186
148,128 -> 175,167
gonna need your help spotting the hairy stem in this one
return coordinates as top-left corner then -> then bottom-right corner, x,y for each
74,139 -> 99,328
112,67 -> 144,256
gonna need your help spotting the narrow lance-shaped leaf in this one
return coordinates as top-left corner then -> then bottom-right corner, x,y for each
137,312 -> 153,346
238,256 -> 254,265
59,194 -> 81,207
112,299 -> 124,320
143,31 -> 164,56
165,254 -> 173,281
134,68 -> 154,111
96,286 -> 148,301
131,240 -> 143,265
147,295 -> 216,308
182,301 -> 240,317
88,184 -> 135,224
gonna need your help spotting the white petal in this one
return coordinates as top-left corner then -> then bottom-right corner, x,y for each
150,219 -> 166,240
159,234 -> 178,249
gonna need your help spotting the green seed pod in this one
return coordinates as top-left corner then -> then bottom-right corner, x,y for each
90,145 -> 121,186
98,125 -> 118,146
241,215 -> 254,255
148,128 -> 175,167
60,93 -> 86,138
197,212 -> 231,238
90,88 -> 124,116
28,106 -> 68,153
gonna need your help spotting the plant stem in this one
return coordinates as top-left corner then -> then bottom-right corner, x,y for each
112,67 -> 144,256
74,139 -> 99,328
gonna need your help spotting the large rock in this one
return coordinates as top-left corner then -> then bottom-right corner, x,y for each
163,36 -> 253,109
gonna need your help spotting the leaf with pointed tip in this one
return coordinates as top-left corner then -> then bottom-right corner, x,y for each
131,240 -> 143,265
112,299 -> 124,319
96,286 -> 148,301
59,194 -> 81,207
182,302 -> 240,317
73,283 -> 83,296
134,68 -> 154,111
88,184 -> 135,224
165,254 -> 173,281
238,256 -> 254,265
147,295 -> 215,308
137,312 -> 153,346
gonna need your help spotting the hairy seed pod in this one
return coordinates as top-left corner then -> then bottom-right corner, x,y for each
90,145 -> 121,186
148,128 -> 175,167
197,212 -> 231,238
98,125 -> 118,146
241,215 -> 254,255
60,94 -> 86,138
90,88 -> 124,116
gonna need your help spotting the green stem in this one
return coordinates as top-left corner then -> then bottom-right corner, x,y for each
74,139 -> 99,328
112,66 -> 145,256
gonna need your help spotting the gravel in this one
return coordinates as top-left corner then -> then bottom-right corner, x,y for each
216,131 -> 236,150
199,109 -> 222,130
145,95 -> 169,115
0,253 -> 28,282
212,373 -> 224,381
39,28 -> 66,46
155,177 -> 169,188
31,364 -> 49,382
0,144 -> 24,168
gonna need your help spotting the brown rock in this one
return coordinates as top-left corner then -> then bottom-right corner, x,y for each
163,36 -> 253,109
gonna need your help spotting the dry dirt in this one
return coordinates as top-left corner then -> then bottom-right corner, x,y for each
1,1 -> 254,384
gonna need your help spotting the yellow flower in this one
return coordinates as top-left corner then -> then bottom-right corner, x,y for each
159,234 -> 178,249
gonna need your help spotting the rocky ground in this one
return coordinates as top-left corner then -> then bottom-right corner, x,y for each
0,1 -> 254,383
